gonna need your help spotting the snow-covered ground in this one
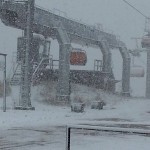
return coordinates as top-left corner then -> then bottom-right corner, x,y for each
0,84 -> 150,150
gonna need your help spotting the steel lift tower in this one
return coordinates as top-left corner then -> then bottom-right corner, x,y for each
0,0 -> 131,106
17,0 -> 35,110
142,18 -> 150,98
123,0 -> 150,98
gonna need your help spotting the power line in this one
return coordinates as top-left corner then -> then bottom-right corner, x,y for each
122,0 -> 148,18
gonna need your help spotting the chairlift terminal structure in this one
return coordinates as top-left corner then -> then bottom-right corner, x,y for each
0,0 -> 131,109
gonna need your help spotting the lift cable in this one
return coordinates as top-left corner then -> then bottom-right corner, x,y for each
122,1 -> 147,66
122,0 -> 148,19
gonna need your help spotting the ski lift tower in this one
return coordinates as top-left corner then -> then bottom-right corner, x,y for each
142,17 -> 150,98
15,0 -> 35,110
122,0 -> 150,99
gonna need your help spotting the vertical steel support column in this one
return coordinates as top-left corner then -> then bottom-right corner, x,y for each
17,0 -> 35,110
0,53 -> 7,112
146,51 -> 150,98
99,40 -> 112,73
119,46 -> 131,96
0,0 -> 2,10
99,40 -> 112,90
43,37 -> 48,58
3,54 -> 6,112
56,26 -> 71,103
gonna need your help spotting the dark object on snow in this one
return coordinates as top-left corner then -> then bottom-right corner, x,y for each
91,101 -> 106,110
71,103 -> 85,113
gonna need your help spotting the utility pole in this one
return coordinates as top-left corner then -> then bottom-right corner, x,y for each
146,50 -> 150,98
15,0 -> 35,110
0,53 -> 7,112
142,18 -> 150,99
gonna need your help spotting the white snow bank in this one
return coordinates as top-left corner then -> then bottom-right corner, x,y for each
0,84 -> 150,130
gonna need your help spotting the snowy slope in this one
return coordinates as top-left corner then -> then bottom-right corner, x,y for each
0,84 -> 150,149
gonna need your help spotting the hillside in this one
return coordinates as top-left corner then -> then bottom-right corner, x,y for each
0,83 -> 150,149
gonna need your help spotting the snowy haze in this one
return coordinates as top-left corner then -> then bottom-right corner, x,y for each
1,1 -> 150,149
0,0 -> 150,96
1,85 -> 150,149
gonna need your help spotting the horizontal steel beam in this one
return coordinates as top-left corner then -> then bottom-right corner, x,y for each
0,1 -> 118,48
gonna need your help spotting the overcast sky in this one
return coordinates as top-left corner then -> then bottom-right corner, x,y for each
1,0 -> 150,49
0,0 -> 149,56
0,0 -> 150,96
36,0 -> 150,46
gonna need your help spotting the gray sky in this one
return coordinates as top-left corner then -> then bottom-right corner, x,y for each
0,0 -> 148,62
36,0 -> 150,47
1,0 -> 150,49
0,0 -> 150,96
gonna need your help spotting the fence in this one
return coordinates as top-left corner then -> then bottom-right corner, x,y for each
66,125 -> 150,150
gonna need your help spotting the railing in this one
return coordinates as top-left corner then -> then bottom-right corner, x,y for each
66,125 -> 150,150
94,59 -> 103,71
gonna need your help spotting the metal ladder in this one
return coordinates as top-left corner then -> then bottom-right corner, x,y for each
10,62 -> 22,86
32,57 -> 50,84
